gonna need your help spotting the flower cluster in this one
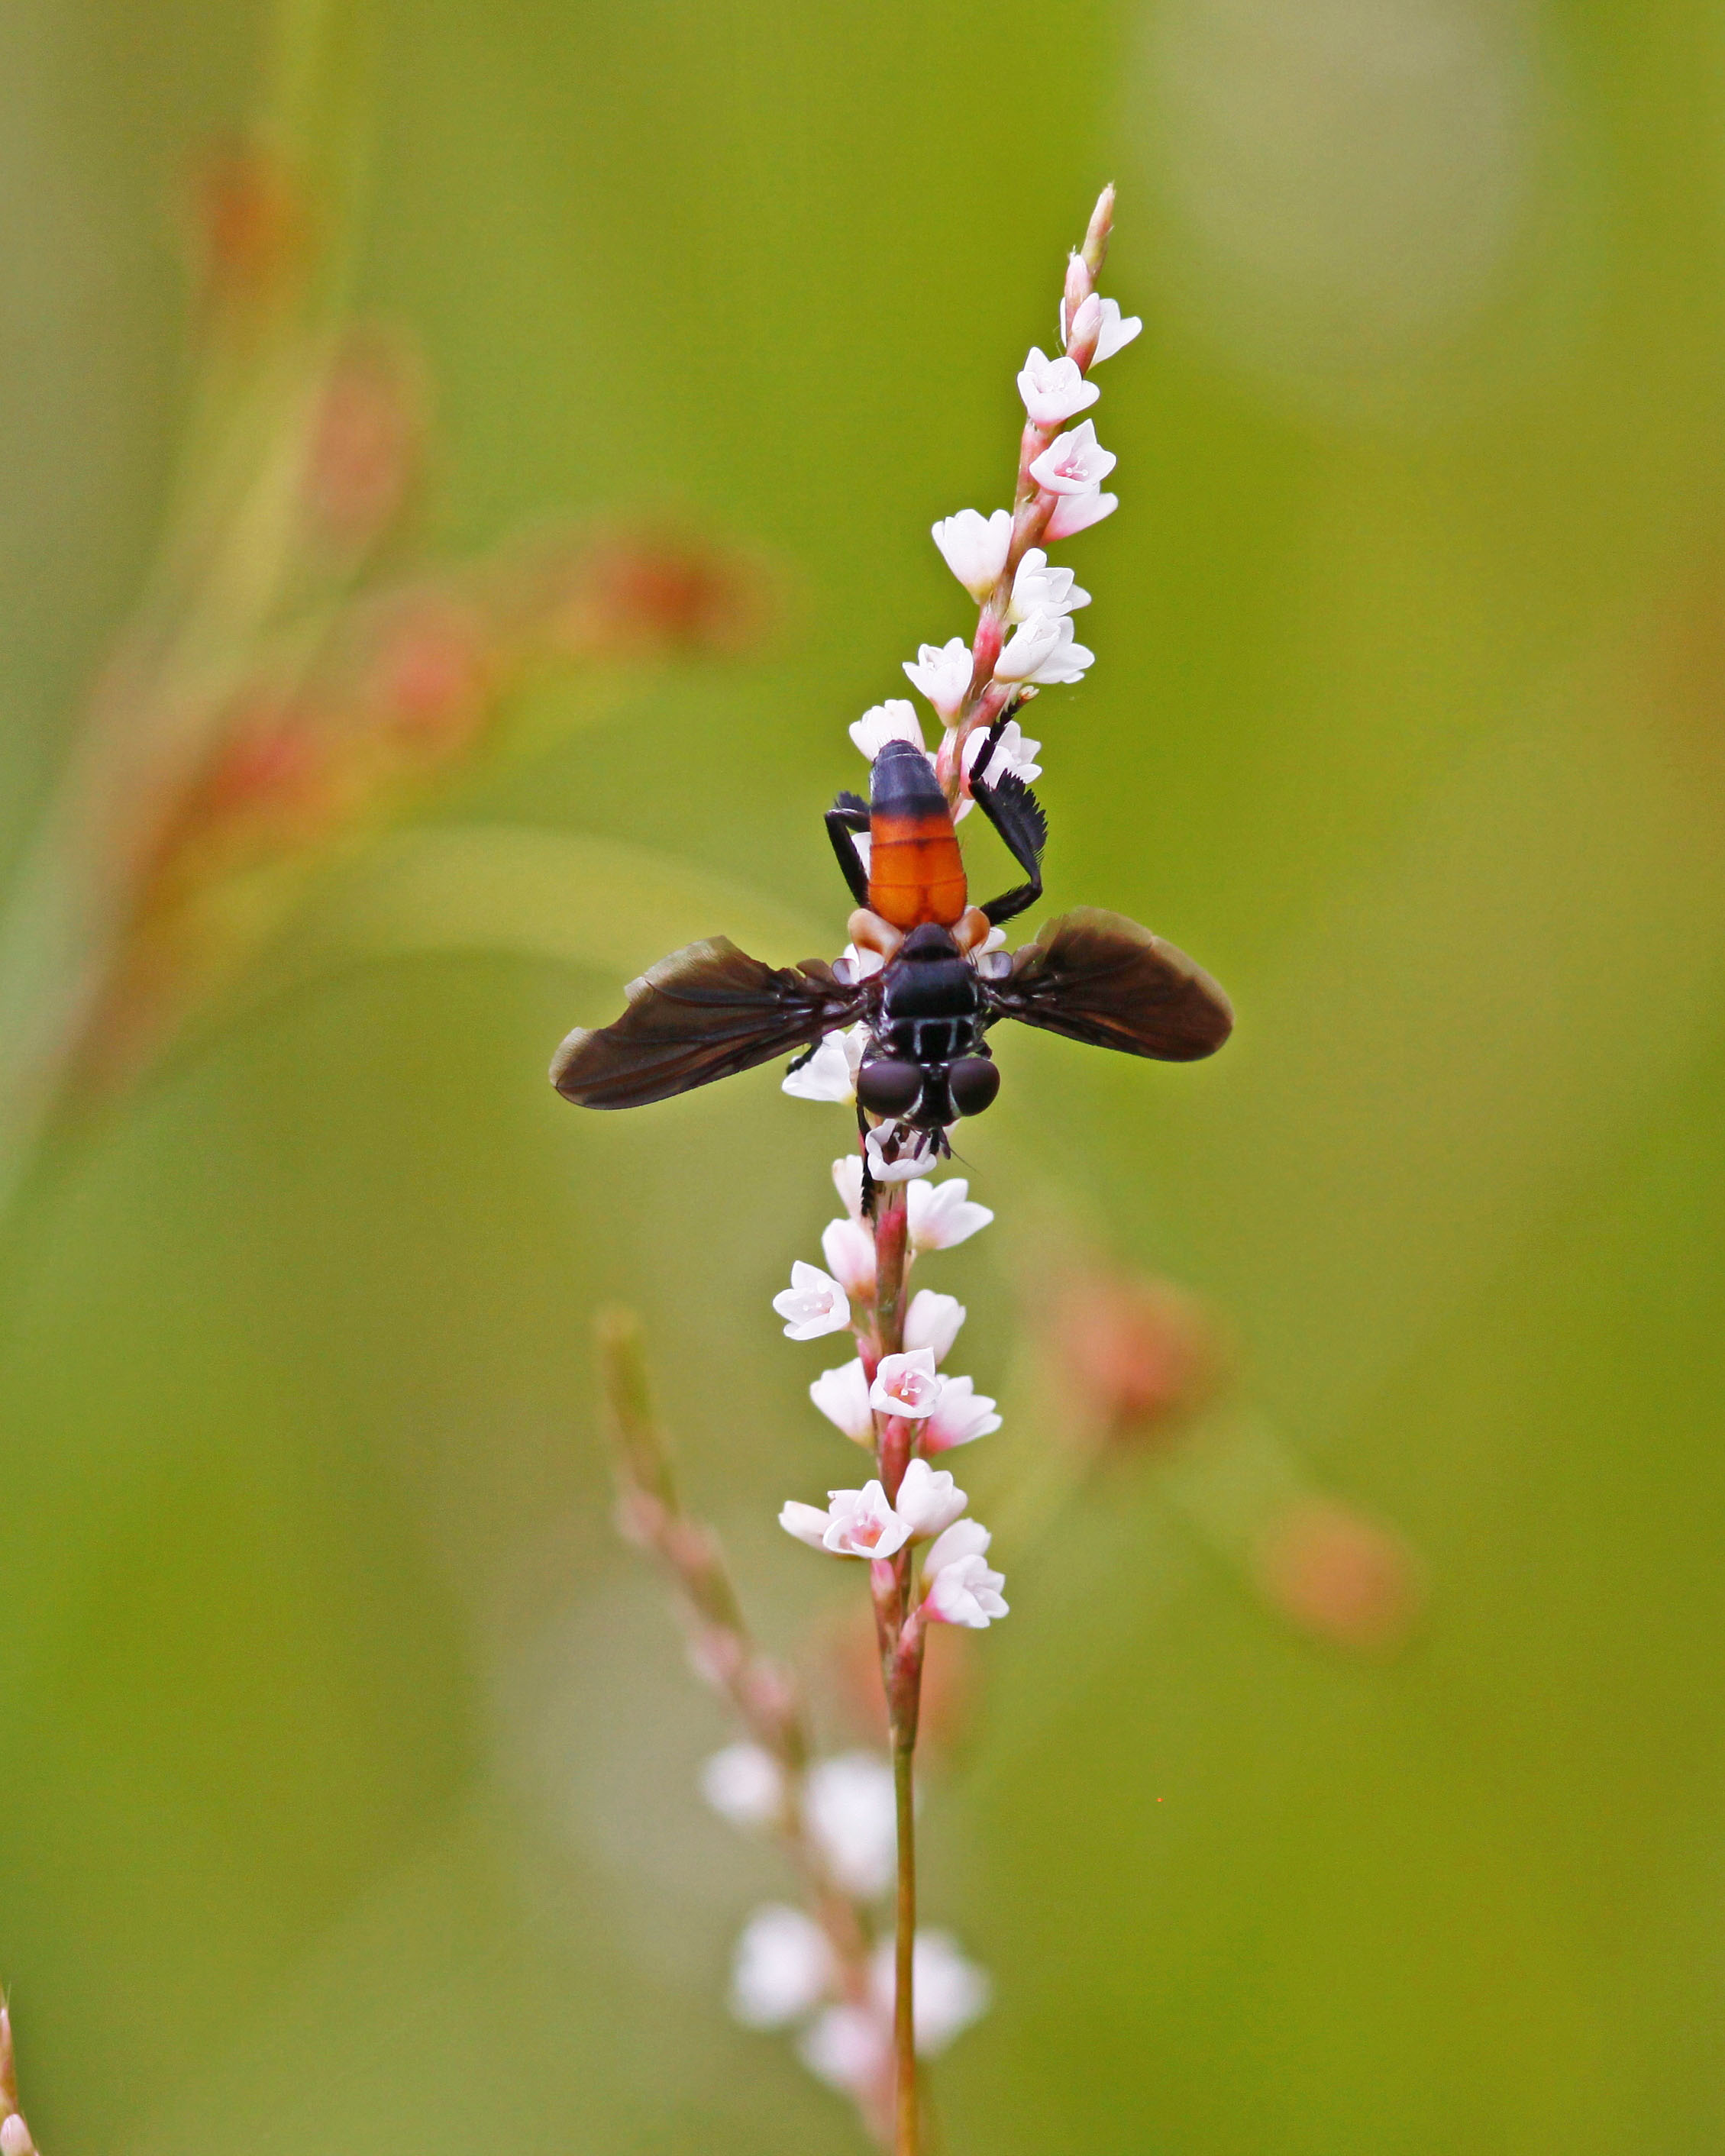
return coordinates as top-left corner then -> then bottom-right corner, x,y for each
852,186 -> 1138,822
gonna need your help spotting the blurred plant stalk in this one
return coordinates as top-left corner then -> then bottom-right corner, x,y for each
0,0 -> 764,1221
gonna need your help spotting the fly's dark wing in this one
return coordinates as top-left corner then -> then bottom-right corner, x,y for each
551,939 -> 865,1109
986,907 -> 1232,1063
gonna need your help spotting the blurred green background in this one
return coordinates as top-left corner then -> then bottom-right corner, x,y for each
5,0 -> 1725,2149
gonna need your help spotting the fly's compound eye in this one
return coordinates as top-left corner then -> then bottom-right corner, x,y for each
947,1055 -> 1000,1118
857,1057 -> 922,1117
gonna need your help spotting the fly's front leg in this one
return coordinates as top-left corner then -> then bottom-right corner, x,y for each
826,792 -> 871,909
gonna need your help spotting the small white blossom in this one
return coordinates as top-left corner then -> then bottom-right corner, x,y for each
893,1457 -> 968,1539
923,1551 -> 1009,1629
773,1260 -> 851,1339
869,1348 -> 943,1420
995,609 -> 1093,687
869,1931 -> 993,2054
1008,547 -> 1090,622
730,1904 -> 835,2028
1016,344 -> 1101,428
849,698 -> 925,762
822,1480 -> 913,1558
907,1176 -> 994,1251
780,1499 -> 836,1549
783,1026 -> 866,1102
1044,487 -> 1118,543
1028,418 -> 1116,495
922,1374 -> 1002,1453
923,1517 -> 993,1577
1091,296 -> 1142,364
820,1216 -> 876,1299
964,718 -> 1042,789
931,507 -> 1013,600
865,1120 -> 945,1182
798,2004 -> 889,2095
805,1751 -> 898,1897
699,1741 -> 785,1830
902,637 -> 975,721
809,1357 -> 875,1444
903,1289 -> 964,1364
833,1156 -> 866,1223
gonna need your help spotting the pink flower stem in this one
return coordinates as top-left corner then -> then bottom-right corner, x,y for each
936,184 -> 1116,810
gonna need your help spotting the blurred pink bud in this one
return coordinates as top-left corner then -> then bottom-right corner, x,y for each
1017,347 -> 1100,428
731,1905 -> 835,2027
868,1930 -> 992,2054
700,1741 -> 785,1829
1054,1273 -> 1226,1447
870,1350 -> 942,1420
304,334 -> 424,549
799,2003 -> 890,2095
189,142 -> 307,318
1064,290 -> 1104,358
1255,1499 -> 1424,1656
1029,420 -> 1116,495
932,508 -> 1013,600
1044,488 -> 1119,542
893,1457 -> 968,1538
773,1260 -> 851,1340
363,592 -> 490,750
1063,251 -> 1092,325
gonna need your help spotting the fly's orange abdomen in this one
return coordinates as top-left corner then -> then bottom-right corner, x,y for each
868,814 -> 967,928
866,740 -> 968,929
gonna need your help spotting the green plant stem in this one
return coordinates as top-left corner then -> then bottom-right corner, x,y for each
893,1736 -> 919,2156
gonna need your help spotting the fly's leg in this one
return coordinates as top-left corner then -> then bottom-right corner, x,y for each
826,792 -> 871,909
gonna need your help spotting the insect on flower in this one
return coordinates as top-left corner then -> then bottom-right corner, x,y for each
548,705 -> 1234,1177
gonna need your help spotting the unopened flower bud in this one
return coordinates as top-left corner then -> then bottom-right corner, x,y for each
821,1216 -> 877,1299
809,1357 -> 876,1444
1044,487 -> 1118,542
902,637 -> 977,721
1255,1499 -> 1424,1656
893,1457 -> 968,1538
931,508 -> 1013,600
903,1289 -> 965,1363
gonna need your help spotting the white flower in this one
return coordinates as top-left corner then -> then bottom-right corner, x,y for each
1008,546 -> 1090,622
805,1751 -> 897,1897
922,1374 -> 1002,1453
824,1480 -> 913,1557
932,508 -> 1013,600
903,1289 -> 964,1364
869,1348 -> 943,1420
964,717 -> 1043,789
833,1156 -> 866,1223
782,1025 -> 866,1103
1016,344 -> 1101,428
923,1551 -> 1009,1629
850,698 -> 925,762
995,610 -> 1093,687
1044,487 -> 1118,543
798,2004 -> 889,2095
1028,418 -> 1116,495
780,1499 -> 836,1549
772,1260 -> 852,1339
923,1518 -> 993,1577
730,1904 -> 835,2028
699,1741 -> 785,1830
820,1216 -> 876,1299
1091,296 -> 1142,364
893,1457 -> 968,1539
865,1120 -> 945,1183
906,1176 -> 994,1251
902,637 -> 975,721
809,1357 -> 876,1444
869,1931 -> 993,2054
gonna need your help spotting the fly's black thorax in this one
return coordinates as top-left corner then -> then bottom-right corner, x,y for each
873,945 -> 986,1064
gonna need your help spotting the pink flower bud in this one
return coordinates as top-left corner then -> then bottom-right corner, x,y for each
903,1288 -> 964,1364
1043,488 -> 1119,543
902,637 -> 977,721
931,508 -> 1013,600
821,1216 -> 877,1299
893,1457 -> 968,1539
922,1374 -> 1002,1453
809,1357 -> 876,1444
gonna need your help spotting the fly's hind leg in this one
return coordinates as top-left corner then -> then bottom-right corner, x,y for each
971,727 -> 1048,924
826,792 -> 871,909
